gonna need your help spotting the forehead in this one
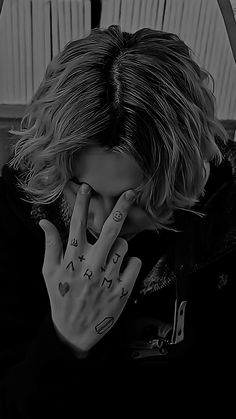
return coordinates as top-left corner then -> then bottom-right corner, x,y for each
72,147 -> 144,197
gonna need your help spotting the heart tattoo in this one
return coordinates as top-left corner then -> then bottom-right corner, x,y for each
59,281 -> 70,297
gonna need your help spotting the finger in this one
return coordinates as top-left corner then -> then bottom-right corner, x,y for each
97,238 -> 128,292
105,237 -> 128,276
93,190 -> 136,266
64,183 -> 91,260
117,257 -> 142,301
39,219 -> 63,275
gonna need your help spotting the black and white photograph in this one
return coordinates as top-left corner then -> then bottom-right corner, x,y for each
0,0 -> 235,416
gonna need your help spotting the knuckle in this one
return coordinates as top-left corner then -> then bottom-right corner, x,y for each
74,196 -> 85,213
71,217 -> 86,230
75,188 -> 89,205
103,226 -> 119,240
78,218 -> 87,229
123,197 -> 134,210
116,237 -> 128,250
45,238 -> 57,248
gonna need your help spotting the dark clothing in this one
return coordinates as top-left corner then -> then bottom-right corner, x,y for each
0,140 -> 236,416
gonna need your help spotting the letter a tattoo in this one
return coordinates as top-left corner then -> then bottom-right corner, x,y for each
66,261 -> 75,271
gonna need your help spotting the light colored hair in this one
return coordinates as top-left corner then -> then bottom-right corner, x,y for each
8,24 -> 228,231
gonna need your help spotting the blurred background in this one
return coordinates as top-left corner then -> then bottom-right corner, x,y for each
0,0 -> 236,172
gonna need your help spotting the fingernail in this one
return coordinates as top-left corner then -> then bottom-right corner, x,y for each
80,183 -> 91,194
125,190 -> 136,201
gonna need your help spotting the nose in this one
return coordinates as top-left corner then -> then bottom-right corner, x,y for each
90,197 -> 119,234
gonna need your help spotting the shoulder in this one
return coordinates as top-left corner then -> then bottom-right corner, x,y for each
196,139 -> 236,267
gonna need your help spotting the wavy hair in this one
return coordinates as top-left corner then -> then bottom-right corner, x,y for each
7,24 -> 229,231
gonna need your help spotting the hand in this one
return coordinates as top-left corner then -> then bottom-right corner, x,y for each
39,184 -> 142,353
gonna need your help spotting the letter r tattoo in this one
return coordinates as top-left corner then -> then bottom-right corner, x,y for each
84,268 -> 93,280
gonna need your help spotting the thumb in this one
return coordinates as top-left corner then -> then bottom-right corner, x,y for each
39,219 -> 63,271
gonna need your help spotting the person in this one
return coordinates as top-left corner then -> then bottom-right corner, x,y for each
0,24 -> 235,416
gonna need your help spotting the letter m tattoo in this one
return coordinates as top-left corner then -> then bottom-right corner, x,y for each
101,277 -> 112,289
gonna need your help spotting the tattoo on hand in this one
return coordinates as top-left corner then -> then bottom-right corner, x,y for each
78,255 -> 85,262
59,281 -> 70,297
120,287 -> 128,299
66,261 -> 75,271
95,316 -> 115,334
100,266 -> 106,272
113,253 -> 121,264
101,277 -> 112,288
70,238 -> 78,247
112,210 -> 123,222
84,268 -> 93,280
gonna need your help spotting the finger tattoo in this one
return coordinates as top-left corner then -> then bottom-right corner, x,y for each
84,268 -> 93,280
59,281 -> 70,297
66,261 -> 75,271
113,253 -> 121,264
101,277 -> 112,288
112,210 -> 123,222
100,266 -> 106,272
120,287 -> 128,299
95,316 -> 115,334
78,255 -> 85,262
70,238 -> 78,247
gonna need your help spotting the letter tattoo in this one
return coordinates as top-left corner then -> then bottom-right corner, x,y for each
66,261 -> 75,271
101,277 -> 112,289
112,253 -> 121,264
112,210 -> 123,222
84,268 -> 93,280
120,287 -> 128,299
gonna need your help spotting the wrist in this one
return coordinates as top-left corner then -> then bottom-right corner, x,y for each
53,323 -> 89,358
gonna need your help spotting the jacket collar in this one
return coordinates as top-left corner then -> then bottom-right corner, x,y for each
173,139 -> 236,273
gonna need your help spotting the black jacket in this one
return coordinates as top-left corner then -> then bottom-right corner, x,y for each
0,140 -> 236,416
